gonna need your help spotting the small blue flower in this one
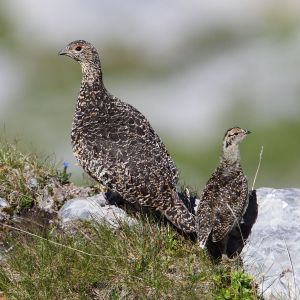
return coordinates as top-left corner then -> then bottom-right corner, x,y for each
63,161 -> 69,168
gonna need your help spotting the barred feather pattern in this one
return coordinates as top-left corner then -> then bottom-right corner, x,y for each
197,163 -> 248,247
196,127 -> 249,249
61,40 -> 196,233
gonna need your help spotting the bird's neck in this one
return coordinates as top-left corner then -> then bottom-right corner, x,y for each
80,58 -> 104,87
221,143 -> 240,167
76,58 -> 109,111
73,67 -> 106,128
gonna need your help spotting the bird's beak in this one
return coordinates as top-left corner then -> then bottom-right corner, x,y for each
58,46 -> 68,56
246,130 -> 251,135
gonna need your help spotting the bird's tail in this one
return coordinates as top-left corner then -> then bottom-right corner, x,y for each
197,218 -> 212,249
196,202 -> 213,248
160,191 -> 197,234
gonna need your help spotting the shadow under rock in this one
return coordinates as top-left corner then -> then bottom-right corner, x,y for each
105,189 -> 258,257
105,190 -> 197,239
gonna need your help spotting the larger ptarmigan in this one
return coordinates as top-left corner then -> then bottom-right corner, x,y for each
196,127 -> 250,259
59,40 -> 196,233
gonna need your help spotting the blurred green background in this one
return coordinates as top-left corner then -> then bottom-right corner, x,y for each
0,1 -> 299,193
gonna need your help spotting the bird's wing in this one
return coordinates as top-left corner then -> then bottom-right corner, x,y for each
211,169 -> 248,242
120,100 -> 179,182
85,98 -> 198,233
85,97 -> 179,199
196,172 -> 220,248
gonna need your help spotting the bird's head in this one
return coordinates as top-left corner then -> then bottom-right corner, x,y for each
221,127 -> 251,163
58,40 -> 98,64
223,127 -> 251,148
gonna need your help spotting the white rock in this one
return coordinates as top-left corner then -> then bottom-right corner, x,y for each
0,198 -> 9,208
58,193 -> 137,229
0,197 -> 10,221
27,177 -> 38,189
242,188 -> 300,300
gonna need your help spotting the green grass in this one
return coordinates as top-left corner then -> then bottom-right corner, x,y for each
0,138 -> 56,212
0,137 -> 93,213
0,220 -> 258,299
0,139 -> 258,299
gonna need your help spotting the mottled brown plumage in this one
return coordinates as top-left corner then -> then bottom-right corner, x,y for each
59,40 -> 196,233
196,127 -> 250,256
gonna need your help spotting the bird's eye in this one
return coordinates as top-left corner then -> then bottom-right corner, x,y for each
75,46 -> 82,52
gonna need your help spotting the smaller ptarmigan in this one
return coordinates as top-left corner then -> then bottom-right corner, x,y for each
58,40 -> 196,233
196,127 -> 250,259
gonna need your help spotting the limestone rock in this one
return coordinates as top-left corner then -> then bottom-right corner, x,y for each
0,197 -> 10,221
58,193 -> 137,229
242,188 -> 300,299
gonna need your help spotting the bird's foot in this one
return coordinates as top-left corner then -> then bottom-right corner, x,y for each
221,254 -> 240,263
